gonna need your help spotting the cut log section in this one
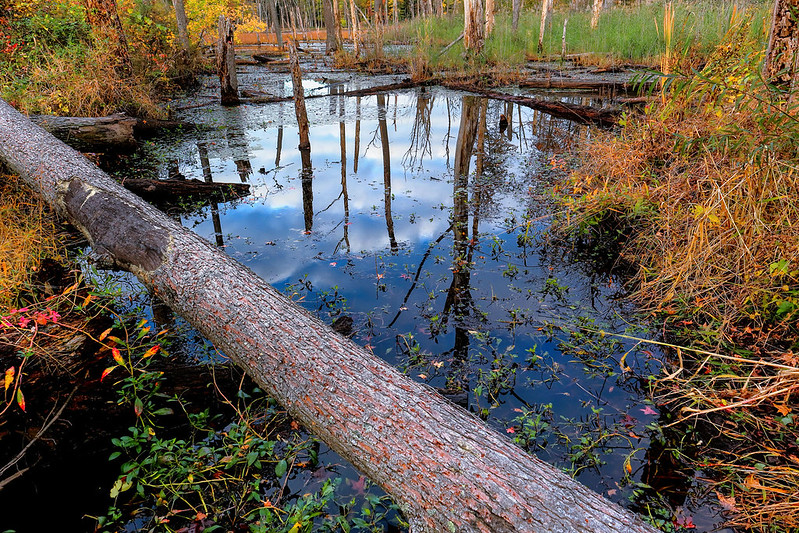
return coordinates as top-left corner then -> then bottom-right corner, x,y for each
0,97 -> 659,533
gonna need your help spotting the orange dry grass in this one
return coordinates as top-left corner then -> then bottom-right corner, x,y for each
0,174 -> 60,308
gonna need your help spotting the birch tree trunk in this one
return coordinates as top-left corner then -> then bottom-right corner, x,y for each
765,0 -> 799,90
537,0 -> 553,53
512,0 -> 522,32
591,0 -> 603,28
348,0 -> 361,56
485,0 -> 495,37
0,95 -> 662,533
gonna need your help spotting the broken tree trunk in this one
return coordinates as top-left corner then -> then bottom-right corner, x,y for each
0,97 -> 659,533
217,15 -> 240,106
30,114 -> 138,152
288,40 -> 311,150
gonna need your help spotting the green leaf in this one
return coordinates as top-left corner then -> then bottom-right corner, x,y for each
275,458 -> 288,478
152,407 -> 174,416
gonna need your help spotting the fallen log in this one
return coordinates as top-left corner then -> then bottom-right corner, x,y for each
0,97 -> 658,533
120,178 -> 250,205
443,81 -> 621,127
30,113 -> 138,152
517,77 -> 649,93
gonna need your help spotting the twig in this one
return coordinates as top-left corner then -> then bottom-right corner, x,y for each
0,385 -> 79,488
438,33 -> 464,58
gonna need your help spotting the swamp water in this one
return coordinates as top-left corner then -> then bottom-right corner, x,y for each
0,72 -> 729,532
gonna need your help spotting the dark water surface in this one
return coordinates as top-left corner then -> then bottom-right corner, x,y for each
0,70 -> 729,532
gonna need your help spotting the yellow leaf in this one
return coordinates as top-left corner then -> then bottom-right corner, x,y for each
98,327 -> 113,342
112,348 -> 124,366
288,522 -> 302,533
142,345 -> 160,359
4,366 -> 15,391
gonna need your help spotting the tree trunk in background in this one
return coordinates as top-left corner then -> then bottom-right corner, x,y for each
267,0 -> 283,49
172,0 -> 190,59
375,0 -> 384,26
765,0 -> 799,91
512,0 -> 521,32
322,0 -> 340,53
537,0 -> 553,53
485,0 -> 495,36
82,0 -> 132,74
348,0 -> 361,56
0,96 -> 662,533
464,0 -> 484,54
591,0 -> 603,28
216,15 -> 239,106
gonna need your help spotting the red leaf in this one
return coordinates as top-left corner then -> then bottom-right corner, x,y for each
134,397 -> 144,417
101,366 -> 116,381
16,389 -> 25,412
112,348 -> 124,366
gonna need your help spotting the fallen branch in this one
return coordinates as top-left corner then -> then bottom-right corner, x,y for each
443,81 -> 621,126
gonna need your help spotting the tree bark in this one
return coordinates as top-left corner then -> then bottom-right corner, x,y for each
30,114 -> 139,152
217,15 -> 239,106
348,0 -> 361,56
484,0 -> 495,37
172,0 -> 190,58
512,0 -> 521,32
267,0 -> 283,49
0,98 -> 660,533
322,0 -> 340,54
121,178 -> 250,205
464,0 -> 485,54
765,0 -> 799,89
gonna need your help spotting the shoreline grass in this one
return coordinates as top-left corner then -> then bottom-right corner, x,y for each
556,13 -> 799,531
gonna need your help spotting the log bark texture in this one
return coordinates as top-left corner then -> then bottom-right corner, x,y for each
765,0 -> 799,87
121,178 -> 250,205
30,114 -> 138,152
0,98 -> 658,533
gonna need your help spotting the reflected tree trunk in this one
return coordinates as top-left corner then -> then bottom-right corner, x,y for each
338,115 -> 351,254
377,95 -> 398,253
301,148 -> 314,233
354,97 -> 361,173
275,124 -> 284,166
198,142 -> 225,247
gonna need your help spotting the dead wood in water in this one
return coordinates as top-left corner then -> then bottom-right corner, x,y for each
31,114 -> 138,152
120,178 -> 250,205
0,98 -> 660,533
288,39 -> 311,150
217,15 -> 240,106
443,81 -> 621,126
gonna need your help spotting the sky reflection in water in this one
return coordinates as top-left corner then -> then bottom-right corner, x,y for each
140,81 -> 666,507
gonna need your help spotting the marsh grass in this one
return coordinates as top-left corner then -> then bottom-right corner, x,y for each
0,174 -> 60,308
558,13 -> 799,530
382,0 -> 770,72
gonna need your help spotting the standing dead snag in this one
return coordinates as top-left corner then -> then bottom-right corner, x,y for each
765,0 -> 799,91
0,98 -> 661,533
217,15 -> 239,106
288,40 -> 311,150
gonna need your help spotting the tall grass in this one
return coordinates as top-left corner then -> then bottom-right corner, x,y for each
384,0 -> 770,70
